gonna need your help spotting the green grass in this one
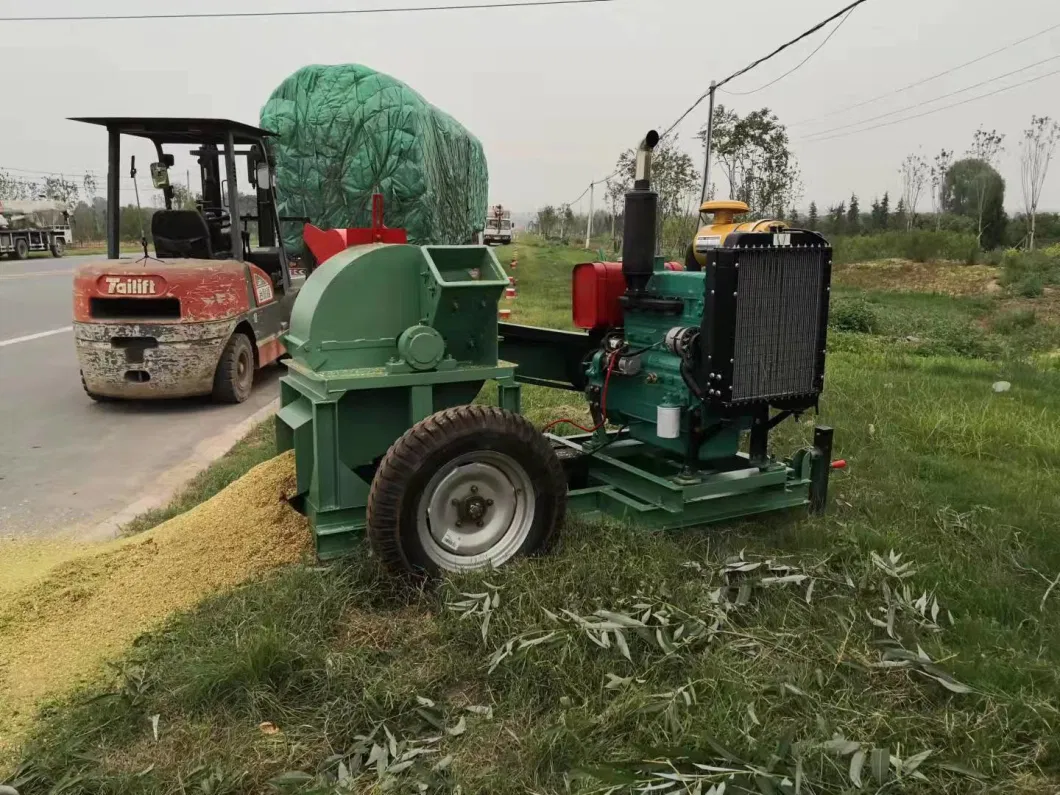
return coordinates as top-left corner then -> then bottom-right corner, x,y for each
6,240 -> 1060,794
829,288 -> 1060,361
120,421 -> 277,535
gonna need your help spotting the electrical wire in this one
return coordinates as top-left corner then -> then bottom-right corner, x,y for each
542,350 -> 619,434
720,7 -> 854,96
659,0 -> 871,141
799,66 -> 1060,144
788,20 -> 1060,127
560,1 -> 869,203
0,0 -> 625,22
796,54 -> 1060,141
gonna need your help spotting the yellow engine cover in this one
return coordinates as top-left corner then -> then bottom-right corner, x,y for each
691,200 -> 788,267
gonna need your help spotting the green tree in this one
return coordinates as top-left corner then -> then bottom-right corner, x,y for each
894,197 -> 908,231
604,176 -> 628,251
0,171 -> 39,201
616,134 -> 701,255
808,201 -> 818,229
962,127 -> 1005,246
698,105 -> 799,217
537,205 -> 558,238
880,192 -> 891,230
943,158 -> 1006,249
829,201 -> 846,235
846,194 -> 860,234
930,149 -> 953,230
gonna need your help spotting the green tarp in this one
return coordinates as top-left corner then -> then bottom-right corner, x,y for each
260,64 -> 488,256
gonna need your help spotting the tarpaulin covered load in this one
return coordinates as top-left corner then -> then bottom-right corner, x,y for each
260,64 -> 488,256
0,200 -> 68,230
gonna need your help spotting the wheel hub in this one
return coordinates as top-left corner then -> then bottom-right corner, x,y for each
417,450 -> 535,568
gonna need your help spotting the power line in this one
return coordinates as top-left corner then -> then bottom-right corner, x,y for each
720,7 -> 855,97
797,54 -> 1060,141
561,0 -> 868,206
0,0 -> 625,22
659,0 -> 871,141
798,67 -> 1060,144
789,20 -> 1060,127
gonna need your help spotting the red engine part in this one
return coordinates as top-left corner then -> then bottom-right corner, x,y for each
572,261 -> 686,330
302,193 -> 408,266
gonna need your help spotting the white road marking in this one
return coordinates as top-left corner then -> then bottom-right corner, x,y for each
0,269 -> 74,281
0,326 -> 72,348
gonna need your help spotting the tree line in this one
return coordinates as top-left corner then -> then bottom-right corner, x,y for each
804,118 -> 1060,250
531,109 -> 1060,256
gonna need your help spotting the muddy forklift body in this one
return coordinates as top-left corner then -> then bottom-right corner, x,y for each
70,117 -> 306,402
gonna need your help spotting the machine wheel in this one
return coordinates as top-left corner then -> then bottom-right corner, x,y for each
14,238 -> 29,260
50,238 -> 65,257
212,332 -> 254,404
367,405 -> 566,578
81,371 -> 113,402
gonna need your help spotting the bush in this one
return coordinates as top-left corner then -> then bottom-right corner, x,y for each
998,247 -> 1060,295
829,297 -> 878,333
992,308 -> 1037,334
830,230 -> 980,265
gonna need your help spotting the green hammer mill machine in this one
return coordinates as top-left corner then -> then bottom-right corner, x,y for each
276,132 -> 840,577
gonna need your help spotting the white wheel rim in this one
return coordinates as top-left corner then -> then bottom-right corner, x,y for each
416,450 -> 535,572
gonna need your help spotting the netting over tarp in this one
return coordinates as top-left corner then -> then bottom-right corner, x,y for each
260,64 -> 488,256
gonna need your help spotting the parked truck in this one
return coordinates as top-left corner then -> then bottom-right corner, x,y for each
483,204 -> 512,246
0,199 -> 72,258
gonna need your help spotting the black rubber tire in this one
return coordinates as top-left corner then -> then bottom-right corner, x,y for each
14,238 -> 29,260
367,405 -> 567,578
212,332 -> 254,404
51,238 -> 65,257
81,371 -> 113,402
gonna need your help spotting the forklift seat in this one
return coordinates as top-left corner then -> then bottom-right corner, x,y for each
152,210 -> 213,259
248,247 -> 283,284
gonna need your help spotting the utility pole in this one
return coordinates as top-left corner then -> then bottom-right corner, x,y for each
585,182 -> 594,249
699,81 -> 717,204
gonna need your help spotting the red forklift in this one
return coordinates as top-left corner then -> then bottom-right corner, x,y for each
69,117 -> 307,402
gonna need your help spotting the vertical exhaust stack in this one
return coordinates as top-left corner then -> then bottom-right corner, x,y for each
622,130 -> 660,294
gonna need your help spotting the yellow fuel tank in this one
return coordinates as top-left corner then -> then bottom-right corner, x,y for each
689,200 -> 788,267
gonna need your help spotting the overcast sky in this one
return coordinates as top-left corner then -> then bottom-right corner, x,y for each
1,0 -> 1057,216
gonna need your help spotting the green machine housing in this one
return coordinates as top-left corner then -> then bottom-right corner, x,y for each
276,132 -> 839,570
275,241 -> 520,559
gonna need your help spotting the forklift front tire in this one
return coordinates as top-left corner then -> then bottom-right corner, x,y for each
213,332 -> 255,404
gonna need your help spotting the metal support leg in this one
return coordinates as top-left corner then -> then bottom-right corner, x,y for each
809,425 -> 834,514
497,378 -> 522,414
749,411 -> 769,468
410,385 -> 433,424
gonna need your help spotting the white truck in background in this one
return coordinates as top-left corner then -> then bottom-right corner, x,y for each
0,199 -> 73,259
483,204 -> 513,246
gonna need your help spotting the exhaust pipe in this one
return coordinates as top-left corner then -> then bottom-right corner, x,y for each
622,130 -> 660,293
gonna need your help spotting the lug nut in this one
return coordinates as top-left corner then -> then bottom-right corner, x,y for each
470,485 -> 478,494
451,499 -> 460,507
486,499 -> 494,506
477,520 -> 484,527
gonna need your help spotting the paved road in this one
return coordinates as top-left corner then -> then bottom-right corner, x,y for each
0,254 -> 281,538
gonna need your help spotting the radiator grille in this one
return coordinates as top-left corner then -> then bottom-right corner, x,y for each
731,247 -> 827,402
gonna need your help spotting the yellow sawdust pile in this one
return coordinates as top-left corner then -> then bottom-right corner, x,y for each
0,451 -> 309,748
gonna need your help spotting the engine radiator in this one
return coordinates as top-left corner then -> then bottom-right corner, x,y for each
701,231 -> 832,408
